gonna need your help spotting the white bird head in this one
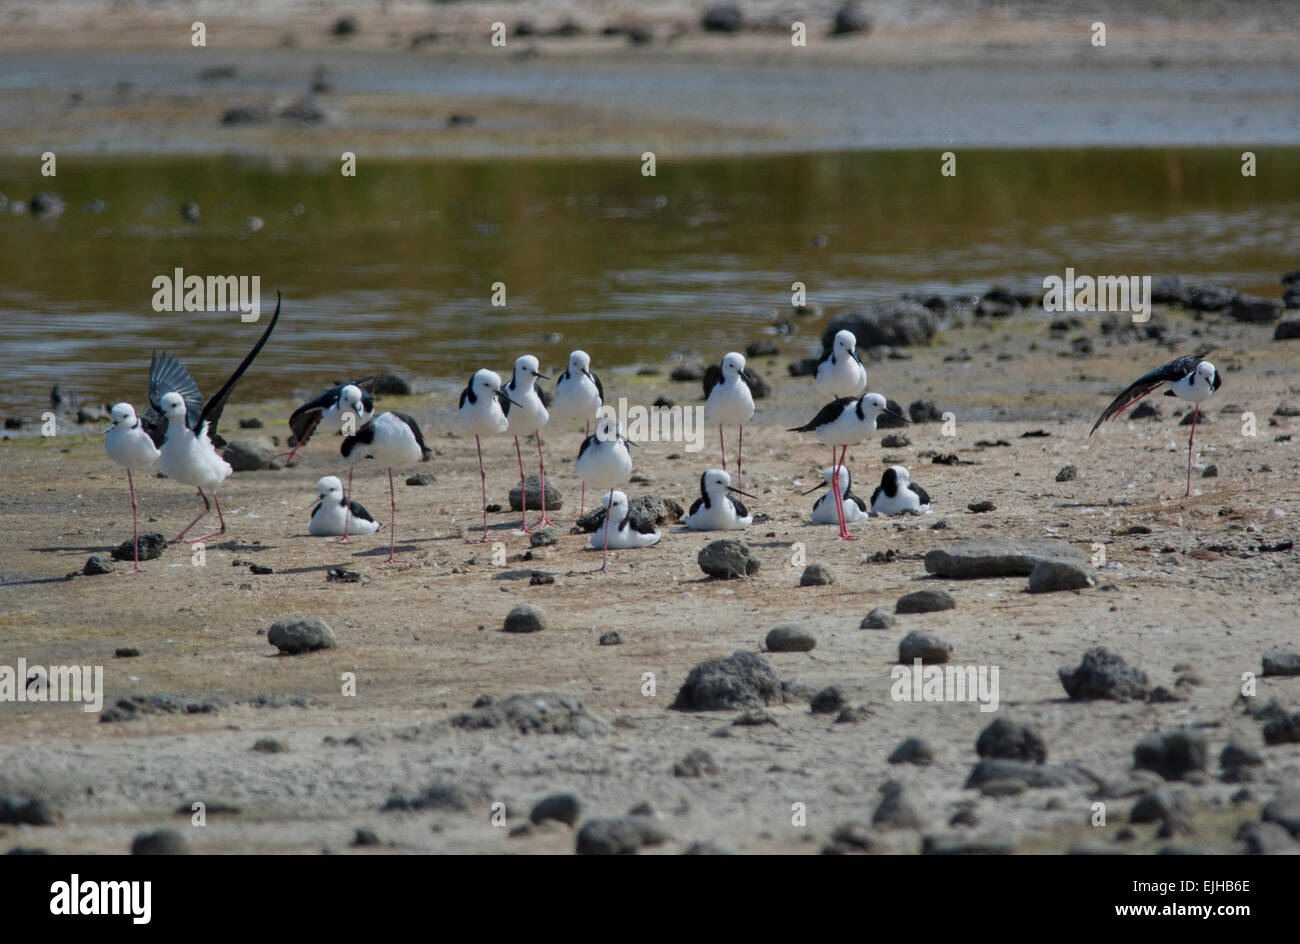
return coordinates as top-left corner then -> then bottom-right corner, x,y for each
859,392 -> 889,415
826,465 -> 851,490
604,489 -> 629,518
339,384 -> 364,410
834,330 -> 858,355
1196,361 -> 1216,383
721,352 -> 747,378
315,475 -> 343,500
888,465 -> 911,485
109,402 -> 138,428
472,369 -> 504,396
159,391 -> 187,419
700,468 -> 756,500
514,354 -> 549,383
568,350 -> 591,373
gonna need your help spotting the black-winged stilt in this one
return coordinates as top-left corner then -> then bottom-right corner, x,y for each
104,402 -> 161,573
503,354 -> 552,533
869,465 -> 932,516
282,377 -> 381,466
805,465 -> 868,525
814,329 -> 867,471
703,352 -> 757,489
1089,350 -> 1221,497
307,475 -> 381,537
575,415 -> 634,572
458,369 -> 519,542
149,292 -> 282,544
683,469 -> 755,531
340,411 -> 431,563
550,350 -> 604,517
591,489 -> 661,549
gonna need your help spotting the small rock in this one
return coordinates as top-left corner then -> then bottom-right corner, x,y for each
406,472 -> 436,486
967,501 -> 996,513
504,604 -> 547,633
765,626 -> 816,652
575,818 -> 645,855
872,781 -> 922,830
976,719 -> 1047,763
131,829 -> 188,855
810,686 -> 846,714
111,532 -> 166,562
1134,729 -> 1209,781
673,651 -> 782,711
1262,787 -> 1300,836
598,631 -> 622,646
529,528 -> 559,548
799,563 -> 836,586
267,617 -> 337,654
673,749 -> 720,777
1228,294 -> 1283,323
1262,650 -> 1300,677
881,432 -> 911,448
896,589 -> 955,614
698,539 -> 760,579
1058,647 -> 1150,700
831,2 -> 872,36
331,15 -> 359,36
701,5 -> 743,33
0,795 -> 56,826
1055,465 -> 1077,482
1028,559 -> 1096,593
898,630 -> 952,664
835,706 -> 871,724
509,475 -> 563,511
222,438 -> 282,471
530,793 -> 581,827
251,737 -> 288,753
83,555 -> 114,575
115,647 -> 140,658
860,607 -> 896,629
889,737 -> 934,765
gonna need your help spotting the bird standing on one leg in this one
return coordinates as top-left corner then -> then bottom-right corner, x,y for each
104,402 -> 161,573
503,355 -> 552,533
814,329 -> 868,472
1089,351 -> 1221,498
340,412 -> 431,563
550,350 -> 604,518
704,352 -> 757,489
574,415 -> 634,573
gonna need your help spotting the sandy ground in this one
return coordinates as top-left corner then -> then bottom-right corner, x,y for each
1,302 -> 1298,854
3,0 -> 1299,158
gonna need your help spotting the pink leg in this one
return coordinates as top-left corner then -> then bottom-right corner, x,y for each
594,488 -> 614,573
186,491 -> 227,544
719,427 -> 727,472
1186,405 -> 1198,498
835,445 -> 856,541
536,433 -> 553,528
514,436 -> 531,533
578,420 -> 589,518
331,467 -> 355,543
124,470 -> 144,574
737,425 -> 744,490
476,435 -> 489,542
174,487 -> 210,543
384,467 -> 404,563
274,416 -> 316,464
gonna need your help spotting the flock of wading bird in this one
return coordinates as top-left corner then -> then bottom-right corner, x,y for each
102,293 -> 1223,574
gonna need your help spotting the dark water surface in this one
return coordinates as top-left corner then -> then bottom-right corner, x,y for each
2,148 -> 1297,417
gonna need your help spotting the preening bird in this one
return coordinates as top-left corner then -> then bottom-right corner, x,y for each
869,465 -> 932,516
282,377 -> 383,465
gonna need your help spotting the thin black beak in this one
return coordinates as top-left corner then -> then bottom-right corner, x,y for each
499,392 -> 523,409
887,409 -> 911,424
729,485 -> 757,499
535,371 -> 551,381
305,496 -> 324,510
800,481 -> 829,496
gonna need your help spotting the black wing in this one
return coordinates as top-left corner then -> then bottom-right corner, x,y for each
727,495 -> 749,518
788,397 -> 852,433
628,514 -> 658,536
909,482 -> 931,505
588,369 -> 604,404
1090,350 -> 1211,435
577,433 -> 596,461
688,496 -> 706,516
145,349 -> 203,433
288,375 -> 383,448
140,415 -> 167,449
340,418 -> 376,460
458,381 -> 475,409
391,411 -> 432,460
197,291 -> 283,447
347,499 -> 377,523
702,363 -> 723,400
847,490 -> 868,512
869,484 -> 883,507
816,347 -> 835,369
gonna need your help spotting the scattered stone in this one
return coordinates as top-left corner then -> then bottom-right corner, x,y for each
529,528 -> 559,548
1178,409 -> 1208,426
1059,647 -> 1149,700
889,737 -> 934,765
1262,713 -> 1300,745
83,555 -> 114,575
384,780 -> 479,813
530,793 -> 581,827
673,651 -> 782,711
1238,821 -> 1297,854
598,631 -> 622,646
765,625 -> 816,652
1274,320 -> 1300,341
503,604 -> 547,633
831,2 -> 872,36
1028,559 -> 1096,593
1130,788 -> 1181,824
1185,284 -> 1235,311
1262,650 -> 1300,677
909,400 -> 944,423
828,821 -> 874,853
823,302 -> 938,349
881,432 -> 911,448
966,501 -> 996,513
898,630 -> 952,664
1201,464 -> 1218,478
896,589 -> 955,614
627,494 -> 682,529
111,532 -> 166,562
976,719 -> 1047,763
450,692 -> 609,737
673,749 -> 720,777
326,567 -> 361,583
1134,729 -> 1208,781
1228,294 -> 1283,323
926,538 -> 1087,579
860,607 -> 896,629
746,339 -> 778,358
529,571 -> 554,585
251,737 -> 288,753
115,647 -> 140,658
352,828 -> 381,847
1055,465 -> 1077,483
576,817 -> 645,855
1261,787 -> 1300,837
30,191 -> 66,218
923,836 -> 1012,855
1130,401 -> 1161,419
331,15 -> 359,36
698,539 -> 760,579
872,781 -> 922,830
0,795 -> 56,826
179,202 -> 200,223
1220,740 -> 1263,774
267,617 -> 337,654
701,5 -> 743,33
810,686 -> 846,714
799,563 -> 836,586
223,438 -> 282,471
965,759 -> 1087,790
222,104 -> 274,125
670,364 -> 703,382
249,564 -> 273,575
835,706 -> 871,724
371,375 -> 411,396
131,829 -> 188,855
406,472 -> 436,486
509,475 -> 563,511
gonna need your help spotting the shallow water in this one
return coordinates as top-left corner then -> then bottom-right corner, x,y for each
1,148 -> 1297,418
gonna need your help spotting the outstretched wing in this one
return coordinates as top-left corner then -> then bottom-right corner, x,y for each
145,349 -> 203,433
1089,350 -> 1211,435
197,291 -> 282,447
288,387 -> 341,447
702,364 -> 722,400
